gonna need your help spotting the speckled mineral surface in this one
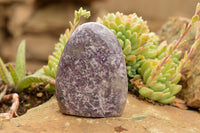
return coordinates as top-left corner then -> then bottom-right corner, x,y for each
56,22 -> 128,117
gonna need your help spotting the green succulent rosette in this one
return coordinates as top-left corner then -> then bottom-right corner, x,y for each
97,10 -> 200,104
97,12 -> 160,78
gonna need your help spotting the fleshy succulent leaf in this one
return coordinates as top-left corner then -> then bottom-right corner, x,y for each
17,75 -> 55,92
139,87 -> 154,97
34,68 -> 45,75
45,84 -> 55,92
0,58 -> 14,87
8,64 -> 18,86
16,40 -> 26,81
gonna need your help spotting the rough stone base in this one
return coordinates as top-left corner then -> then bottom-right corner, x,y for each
3,94 -> 200,133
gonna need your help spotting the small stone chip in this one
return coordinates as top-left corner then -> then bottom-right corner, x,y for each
36,92 -> 43,97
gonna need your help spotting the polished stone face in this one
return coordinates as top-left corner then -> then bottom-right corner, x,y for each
56,22 -> 128,117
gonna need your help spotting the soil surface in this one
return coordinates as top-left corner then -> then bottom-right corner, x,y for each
1,93 -> 200,133
0,82 -> 53,117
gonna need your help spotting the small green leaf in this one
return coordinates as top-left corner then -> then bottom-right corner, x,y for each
149,92 -> 163,100
16,40 -> 26,81
48,55 -> 59,65
180,24 -> 186,37
25,103 -> 31,107
123,44 -> 131,55
107,13 -> 115,21
118,24 -> 125,32
126,30 -> 132,39
170,85 -> 182,96
131,24 -> 141,33
141,60 -> 151,75
8,64 -> 18,86
192,15 -> 199,24
160,92 -> 170,99
110,22 -> 118,30
195,2 -> 200,15
143,68 -> 153,83
17,75 -> 55,92
158,96 -> 175,104
43,65 -> 51,76
130,47 -> 143,56
118,39 -> 124,48
34,68 -> 45,75
150,82 -> 166,91
51,68 -> 56,79
126,55 -> 136,61
45,84 -> 55,92
115,15 -> 122,25
139,87 -> 154,97
170,73 -> 181,84
0,58 -> 14,87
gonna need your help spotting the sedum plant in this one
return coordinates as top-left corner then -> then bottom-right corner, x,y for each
96,12 -> 160,78
42,8 -> 90,91
97,3 -> 200,104
31,4 -> 199,104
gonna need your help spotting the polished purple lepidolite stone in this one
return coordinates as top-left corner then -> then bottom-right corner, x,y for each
56,22 -> 128,117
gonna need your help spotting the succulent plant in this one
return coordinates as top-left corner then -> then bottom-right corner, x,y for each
42,8 -> 90,91
97,3 -> 200,104
23,4 -> 199,104
97,13 -> 160,79
0,40 -> 28,90
0,40 -> 55,92
0,40 -> 25,88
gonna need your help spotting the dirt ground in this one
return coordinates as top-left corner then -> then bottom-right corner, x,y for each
0,83 -> 53,117
1,93 -> 200,133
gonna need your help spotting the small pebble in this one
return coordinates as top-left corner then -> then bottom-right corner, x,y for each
76,118 -> 82,123
36,92 -> 43,97
86,120 -> 94,124
65,122 -> 70,126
